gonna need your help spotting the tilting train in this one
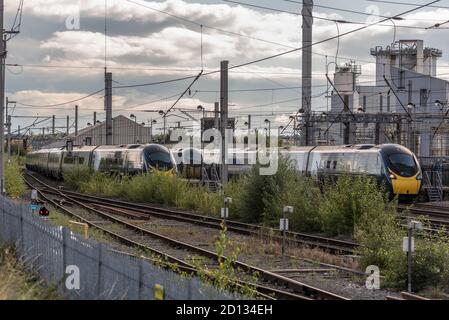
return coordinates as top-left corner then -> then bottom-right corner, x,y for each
175,144 -> 422,197
27,142 -> 421,198
25,144 -> 177,178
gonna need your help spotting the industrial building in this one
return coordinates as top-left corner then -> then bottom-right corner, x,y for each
43,115 -> 153,149
322,40 -> 449,158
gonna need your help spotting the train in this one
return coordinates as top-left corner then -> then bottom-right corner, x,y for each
26,142 -> 422,198
25,144 -> 177,178
175,144 -> 422,198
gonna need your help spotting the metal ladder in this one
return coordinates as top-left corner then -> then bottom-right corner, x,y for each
424,171 -> 443,202
201,165 -> 222,192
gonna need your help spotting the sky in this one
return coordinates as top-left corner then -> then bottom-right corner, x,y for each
4,0 -> 449,135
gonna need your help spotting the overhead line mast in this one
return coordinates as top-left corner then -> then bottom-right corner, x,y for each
302,0 -> 313,146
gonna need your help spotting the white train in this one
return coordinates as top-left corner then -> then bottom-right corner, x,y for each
174,144 -> 422,197
25,144 -> 177,178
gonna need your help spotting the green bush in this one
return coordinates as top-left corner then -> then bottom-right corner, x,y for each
232,156 -> 321,232
318,176 -> 391,237
64,169 -> 241,217
63,167 -> 95,191
5,159 -> 26,198
357,215 -> 449,292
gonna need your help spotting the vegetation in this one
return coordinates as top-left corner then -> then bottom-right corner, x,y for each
356,213 -> 449,292
191,223 -> 258,298
64,168 -> 233,216
5,157 -> 26,199
0,246 -> 58,300
64,157 -> 449,293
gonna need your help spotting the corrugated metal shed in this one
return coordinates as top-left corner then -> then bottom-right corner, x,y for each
43,115 -> 152,149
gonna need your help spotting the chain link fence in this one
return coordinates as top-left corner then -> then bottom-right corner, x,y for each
0,195 -> 238,300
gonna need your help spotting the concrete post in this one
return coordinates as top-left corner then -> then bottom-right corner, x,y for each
302,0 -> 314,146
105,72 -> 113,145
220,61 -> 229,187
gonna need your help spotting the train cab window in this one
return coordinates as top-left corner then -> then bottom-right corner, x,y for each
143,147 -> 174,171
388,153 -> 417,177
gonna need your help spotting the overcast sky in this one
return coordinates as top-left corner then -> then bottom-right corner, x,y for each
4,0 -> 449,134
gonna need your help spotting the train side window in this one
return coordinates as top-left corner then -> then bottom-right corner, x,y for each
332,160 -> 337,170
78,157 -> 85,165
64,157 -> 74,164
326,160 -> 331,169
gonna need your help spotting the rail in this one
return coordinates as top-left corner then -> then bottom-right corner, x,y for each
23,172 -> 349,300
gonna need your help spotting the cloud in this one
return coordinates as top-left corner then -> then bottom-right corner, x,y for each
5,0 -> 449,130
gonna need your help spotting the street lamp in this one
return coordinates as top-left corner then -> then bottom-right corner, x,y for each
264,119 -> 271,138
197,105 -> 205,119
130,114 -> 137,143
278,125 -> 284,138
197,105 -> 206,136
159,110 -> 167,145
150,119 -> 157,143
435,100 -> 447,112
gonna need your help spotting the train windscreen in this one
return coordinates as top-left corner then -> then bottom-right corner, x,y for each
143,146 -> 174,171
388,153 -> 418,177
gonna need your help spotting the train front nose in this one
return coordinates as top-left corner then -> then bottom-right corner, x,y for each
389,171 -> 422,195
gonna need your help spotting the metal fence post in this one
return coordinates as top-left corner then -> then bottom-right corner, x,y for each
20,207 -> 24,254
96,243 -> 103,299
138,259 -> 143,300
187,278 -> 192,300
61,227 -> 68,286
0,196 -> 4,240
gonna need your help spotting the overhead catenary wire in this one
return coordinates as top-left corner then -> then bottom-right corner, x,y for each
15,89 -> 104,108
222,0 -> 447,23
11,0 -> 447,132
119,0 -> 441,92
366,0 -> 449,9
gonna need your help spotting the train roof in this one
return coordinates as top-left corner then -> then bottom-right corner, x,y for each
284,144 -> 415,155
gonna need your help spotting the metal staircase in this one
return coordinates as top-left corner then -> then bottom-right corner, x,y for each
201,165 -> 222,192
423,171 -> 443,202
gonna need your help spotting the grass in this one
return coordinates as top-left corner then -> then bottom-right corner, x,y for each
62,162 -> 449,293
46,207 -> 117,243
5,157 -> 26,199
0,246 -> 58,300
64,168 -> 229,217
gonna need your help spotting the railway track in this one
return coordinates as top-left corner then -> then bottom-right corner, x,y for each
23,172 -> 349,300
397,203 -> 449,229
386,292 -> 430,301
23,172 -> 358,255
